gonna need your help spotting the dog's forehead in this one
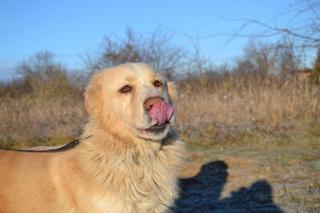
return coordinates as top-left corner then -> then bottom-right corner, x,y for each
104,63 -> 161,83
130,63 -> 161,82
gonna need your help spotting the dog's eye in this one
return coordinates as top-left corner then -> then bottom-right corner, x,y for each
153,80 -> 162,87
119,85 -> 133,93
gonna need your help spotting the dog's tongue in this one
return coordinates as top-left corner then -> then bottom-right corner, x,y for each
149,100 -> 173,126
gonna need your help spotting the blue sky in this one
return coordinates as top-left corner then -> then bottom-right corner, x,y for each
0,0 -> 295,79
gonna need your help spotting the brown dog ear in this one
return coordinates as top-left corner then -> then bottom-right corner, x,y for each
83,73 -> 102,114
167,81 -> 178,102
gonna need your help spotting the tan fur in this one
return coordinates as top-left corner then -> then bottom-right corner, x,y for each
0,63 -> 185,213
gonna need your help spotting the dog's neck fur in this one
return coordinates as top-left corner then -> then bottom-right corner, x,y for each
76,121 -> 184,211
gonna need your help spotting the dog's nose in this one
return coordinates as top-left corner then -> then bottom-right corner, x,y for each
144,97 -> 164,111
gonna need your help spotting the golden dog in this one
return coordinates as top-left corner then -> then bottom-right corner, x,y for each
0,63 -> 185,213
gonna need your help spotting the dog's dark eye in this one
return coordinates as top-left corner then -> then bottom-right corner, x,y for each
119,85 -> 133,93
153,80 -> 162,87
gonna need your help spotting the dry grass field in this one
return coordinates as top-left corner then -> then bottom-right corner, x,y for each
1,72 -> 319,146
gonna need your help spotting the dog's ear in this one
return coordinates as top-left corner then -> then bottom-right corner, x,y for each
167,81 -> 178,102
84,73 -> 103,114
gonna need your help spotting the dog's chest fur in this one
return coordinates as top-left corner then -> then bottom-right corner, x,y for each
73,134 -> 184,213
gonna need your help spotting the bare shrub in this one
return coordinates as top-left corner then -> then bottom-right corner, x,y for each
85,28 -> 185,79
0,51 -> 86,148
16,51 -> 82,98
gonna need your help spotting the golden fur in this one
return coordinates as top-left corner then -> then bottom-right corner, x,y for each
0,63 -> 185,213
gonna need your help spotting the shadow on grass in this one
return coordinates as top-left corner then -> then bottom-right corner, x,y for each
173,161 -> 284,213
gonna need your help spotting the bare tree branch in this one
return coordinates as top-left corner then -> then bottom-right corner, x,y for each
200,0 -> 320,52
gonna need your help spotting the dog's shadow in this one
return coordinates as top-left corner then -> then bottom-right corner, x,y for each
173,161 -> 284,213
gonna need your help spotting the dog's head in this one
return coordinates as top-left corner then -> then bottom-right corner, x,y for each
84,63 -> 177,141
